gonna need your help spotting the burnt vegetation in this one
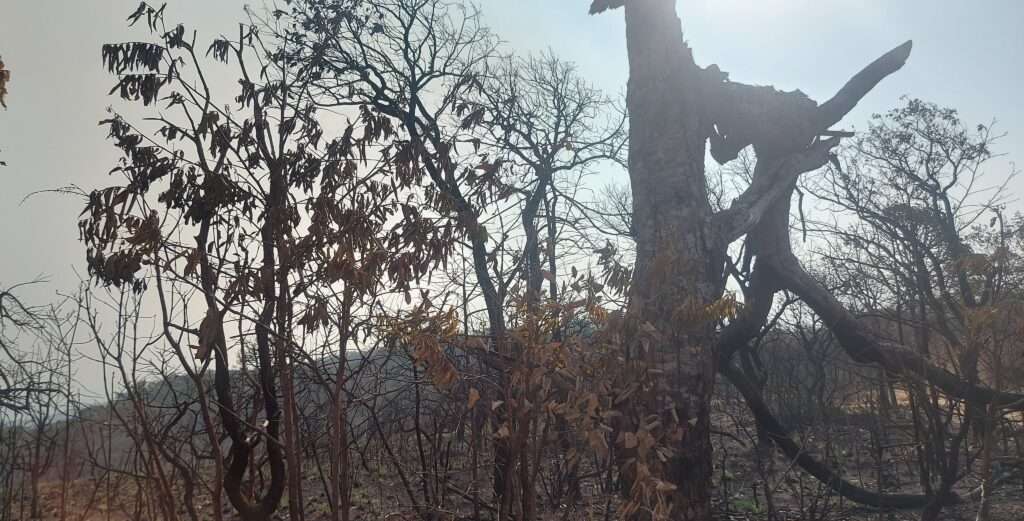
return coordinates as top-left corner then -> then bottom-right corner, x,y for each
2,1 -> 1024,521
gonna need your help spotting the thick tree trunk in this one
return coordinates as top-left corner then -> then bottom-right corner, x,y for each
612,1 -> 914,518
622,1 -> 723,519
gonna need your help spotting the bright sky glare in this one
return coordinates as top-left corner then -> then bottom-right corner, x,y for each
1,0 -> 1021,323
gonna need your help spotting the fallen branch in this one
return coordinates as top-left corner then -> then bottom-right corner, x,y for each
721,362 -> 959,509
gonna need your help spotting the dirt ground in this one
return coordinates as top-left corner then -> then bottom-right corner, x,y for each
14,405 -> 1024,521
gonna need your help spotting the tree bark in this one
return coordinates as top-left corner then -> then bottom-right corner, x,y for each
621,1 -> 722,518
604,1 -> 915,518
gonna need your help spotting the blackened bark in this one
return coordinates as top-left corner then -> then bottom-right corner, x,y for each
599,1 -> 914,518
621,1 -> 723,518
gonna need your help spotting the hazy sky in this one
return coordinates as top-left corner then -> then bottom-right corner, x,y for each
1,0 -> 1022,319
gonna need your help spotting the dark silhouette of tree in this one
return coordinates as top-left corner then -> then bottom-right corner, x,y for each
21,2 -> 1019,521
591,2 -> 1024,519
589,1 -> 911,517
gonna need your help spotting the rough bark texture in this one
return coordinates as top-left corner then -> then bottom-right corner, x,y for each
604,1 -> 915,519
622,1 -> 722,518
593,0 -> 1024,516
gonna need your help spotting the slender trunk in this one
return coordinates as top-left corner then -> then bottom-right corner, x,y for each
330,289 -> 353,521
976,355 -> 1003,521
277,253 -> 304,521
545,193 -> 562,342
975,402 -> 995,521
29,434 -> 40,520
280,347 -> 303,521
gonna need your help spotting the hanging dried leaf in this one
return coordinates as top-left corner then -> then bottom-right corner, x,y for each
0,57 -> 9,109
192,307 -> 221,361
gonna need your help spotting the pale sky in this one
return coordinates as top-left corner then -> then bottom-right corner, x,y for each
1,0 -> 1022,335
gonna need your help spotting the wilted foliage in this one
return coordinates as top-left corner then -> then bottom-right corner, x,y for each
4,3 -> 1024,521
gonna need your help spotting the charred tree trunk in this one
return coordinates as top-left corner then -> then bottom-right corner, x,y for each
597,1 -> 912,518
619,2 -> 723,518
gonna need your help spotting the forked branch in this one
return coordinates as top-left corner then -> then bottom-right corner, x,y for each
713,41 -> 912,241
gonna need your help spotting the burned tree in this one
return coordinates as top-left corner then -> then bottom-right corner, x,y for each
82,3 -> 459,520
587,1 -> 1014,519
590,1 -> 1024,519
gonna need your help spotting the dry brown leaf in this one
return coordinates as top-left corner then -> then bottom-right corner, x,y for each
0,58 -> 9,109
193,308 -> 221,361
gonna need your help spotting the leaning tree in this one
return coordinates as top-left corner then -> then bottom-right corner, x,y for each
589,1 -> 1024,520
